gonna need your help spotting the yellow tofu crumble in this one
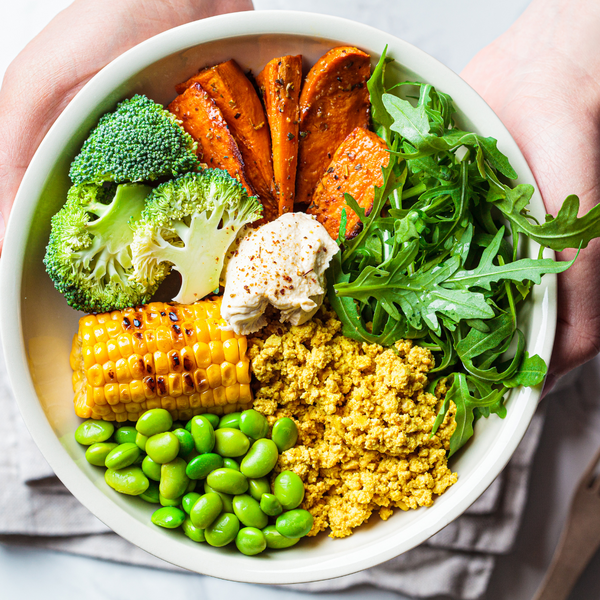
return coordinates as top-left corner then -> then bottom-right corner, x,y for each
248,308 -> 458,538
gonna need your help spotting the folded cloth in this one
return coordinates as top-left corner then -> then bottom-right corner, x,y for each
0,331 -> 549,599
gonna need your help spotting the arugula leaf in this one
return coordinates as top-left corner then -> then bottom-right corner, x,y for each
383,93 -> 430,148
504,352 -> 547,387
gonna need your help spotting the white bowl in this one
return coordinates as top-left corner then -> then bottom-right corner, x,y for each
0,10 -> 555,584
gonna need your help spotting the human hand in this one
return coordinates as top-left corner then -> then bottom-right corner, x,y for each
461,0 -> 600,393
0,0 -> 253,254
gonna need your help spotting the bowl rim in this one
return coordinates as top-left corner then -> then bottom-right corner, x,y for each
0,9 -> 556,584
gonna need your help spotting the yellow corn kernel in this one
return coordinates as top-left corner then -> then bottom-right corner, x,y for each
209,340 -> 225,365
154,351 -> 169,376
221,362 -> 236,387
194,342 -> 211,369
107,340 -> 121,362
236,361 -> 251,385
206,364 -> 222,389
223,339 -> 240,364
213,386 -> 227,406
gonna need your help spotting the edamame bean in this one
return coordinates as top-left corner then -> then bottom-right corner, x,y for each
191,415 -> 215,454
223,458 -> 240,471
145,432 -> 179,464
105,466 -> 149,496
271,418 -> 298,453
236,527 -> 267,556
218,412 -> 241,429
135,432 -> 148,451
114,426 -> 137,445
140,481 -> 160,504
204,483 -> 234,513
260,493 -> 283,517
136,408 -> 173,437
75,420 -> 114,445
214,428 -> 249,457
172,428 -> 194,457
186,479 -> 196,494
240,439 -> 278,479
160,458 -> 190,500
239,409 -> 268,440
186,453 -> 223,480
203,413 -> 220,429
182,492 -> 201,514
105,443 -> 140,470
85,442 -> 118,467
207,468 -> 248,495
159,493 -> 185,507
151,506 -> 186,529
233,494 -> 268,529
142,455 -> 162,481
182,518 -> 206,543
190,493 -> 223,529
248,477 -> 271,502
204,513 -> 240,547
273,471 -> 305,510
185,419 -> 192,432
276,509 -> 314,538
262,525 -> 300,549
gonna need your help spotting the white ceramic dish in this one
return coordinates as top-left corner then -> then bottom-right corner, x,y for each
0,10 -> 555,584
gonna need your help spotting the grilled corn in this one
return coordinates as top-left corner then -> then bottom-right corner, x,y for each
70,297 -> 252,422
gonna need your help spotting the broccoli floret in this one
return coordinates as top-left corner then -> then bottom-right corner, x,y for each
44,183 -> 169,313
69,94 -> 199,186
130,170 -> 263,304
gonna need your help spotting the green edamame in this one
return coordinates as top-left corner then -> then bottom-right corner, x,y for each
190,492 -> 223,529
140,481 -> 160,504
172,428 -> 194,457
232,494 -> 268,529
160,458 -> 190,500
262,525 -> 300,549
186,453 -> 223,480
273,471 -> 305,510
145,432 -> 179,464
85,442 -> 118,467
271,418 -> 298,453
191,415 -> 215,454
223,458 -> 240,471
240,439 -> 278,479
248,477 -> 271,502
236,527 -> 267,556
214,428 -> 249,457
142,455 -> 162,481
182,518 -> 206,543
185,479 -> 196,494
239,409 -> 268,440
204,512 -> 240,547
105,466 -> 149,496
218,412 -> 241,429
260,493 -> 283,517
207,468 -> 248,495
75,420 -> 114,445
114,426 -> 137,445
135,432 -> 148,451
204,483 -> 234,513
136,408 -> 173,437
151,506 -> 186,529
276,509 -> 314,538
159,493 -> 185,507
105,443 -> 140,470
182,492 -> 201,514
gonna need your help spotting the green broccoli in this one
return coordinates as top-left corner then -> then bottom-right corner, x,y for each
130,170 -> 263,304
44,183 -> 170,313
69,94 -> 199,186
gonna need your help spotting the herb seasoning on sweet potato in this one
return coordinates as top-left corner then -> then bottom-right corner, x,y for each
256,55 -> 302,216
295,46 -> 371,205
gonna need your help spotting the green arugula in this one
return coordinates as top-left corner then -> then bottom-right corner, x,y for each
327,49 -> 600,455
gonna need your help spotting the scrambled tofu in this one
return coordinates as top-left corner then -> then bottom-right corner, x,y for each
249,308 -> 457,538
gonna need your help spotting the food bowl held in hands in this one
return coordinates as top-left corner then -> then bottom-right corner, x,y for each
0,10 -> 555,584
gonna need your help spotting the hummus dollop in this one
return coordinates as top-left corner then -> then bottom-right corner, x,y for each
221,213 -> 339,334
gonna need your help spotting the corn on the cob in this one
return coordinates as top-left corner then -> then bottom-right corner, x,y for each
70,297 -> 253,422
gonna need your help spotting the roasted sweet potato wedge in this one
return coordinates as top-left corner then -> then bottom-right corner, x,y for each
307,127 -> 390,240
168,82 -> 254,195
183,60 -> 277,222
256,55 -> 302,216
295,47 -> 371,205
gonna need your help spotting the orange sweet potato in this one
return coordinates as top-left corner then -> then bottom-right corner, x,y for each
168,83 -> 254,195
256,55 -> 302,216
307,127 -> 390,240
295,47 -> 371,205
190,60 -> 278,222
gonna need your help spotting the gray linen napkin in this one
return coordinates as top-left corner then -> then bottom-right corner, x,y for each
0,329 -> 550,600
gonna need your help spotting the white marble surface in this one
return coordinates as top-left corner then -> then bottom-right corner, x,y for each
3,1 -> 600,599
